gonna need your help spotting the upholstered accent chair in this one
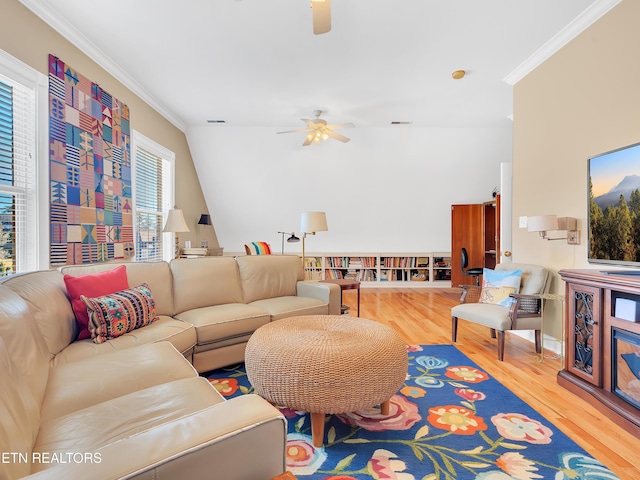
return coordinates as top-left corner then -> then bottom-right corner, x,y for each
244,242 -> 272,255
451,263 -> 552,361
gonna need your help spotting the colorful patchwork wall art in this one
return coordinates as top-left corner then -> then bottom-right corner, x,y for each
48,55 -> 134,265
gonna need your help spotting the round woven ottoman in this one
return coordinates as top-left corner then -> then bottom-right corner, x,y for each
245,315 -> 408,447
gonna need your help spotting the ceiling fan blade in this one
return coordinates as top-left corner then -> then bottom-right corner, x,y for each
325,129 -> 350,143
277,128 -> 312,134
311,0 -> 331,35
326,122 -> 355,130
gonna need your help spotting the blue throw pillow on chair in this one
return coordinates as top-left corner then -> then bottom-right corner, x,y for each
478,268 -> 522,307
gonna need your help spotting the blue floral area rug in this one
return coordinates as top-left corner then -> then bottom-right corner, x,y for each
206,344 -> 619,479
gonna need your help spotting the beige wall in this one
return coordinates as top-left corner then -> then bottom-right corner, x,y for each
0,0 -> 220,263
513,0 -> 640,342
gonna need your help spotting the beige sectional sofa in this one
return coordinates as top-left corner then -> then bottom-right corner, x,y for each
0,255 -> 339,479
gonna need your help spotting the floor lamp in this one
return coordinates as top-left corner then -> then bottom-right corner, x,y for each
277,231 -> 300,255
300,212 -> 328,272
163,208 -> 190,258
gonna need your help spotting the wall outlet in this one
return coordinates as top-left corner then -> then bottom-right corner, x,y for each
519,216 -> 528,228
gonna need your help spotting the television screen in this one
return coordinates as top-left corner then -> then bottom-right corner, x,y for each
588,142 -> 640,266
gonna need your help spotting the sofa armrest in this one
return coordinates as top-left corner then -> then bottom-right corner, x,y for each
296,281 -> 341,315
24,395 -> 287,480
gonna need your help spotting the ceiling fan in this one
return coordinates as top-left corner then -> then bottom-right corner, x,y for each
310,0 -> 331,35
277,110 -> 354,146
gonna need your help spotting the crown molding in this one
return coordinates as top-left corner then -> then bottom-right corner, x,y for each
20,0 -> 187,132
503,0 -> 621,86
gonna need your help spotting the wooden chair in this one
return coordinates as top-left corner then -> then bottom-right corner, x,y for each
244,242 -> 272,255
451,263 -> 551,361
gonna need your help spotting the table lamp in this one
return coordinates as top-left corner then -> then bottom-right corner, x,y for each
198,213 -> 212,248
163,208 -> 190,258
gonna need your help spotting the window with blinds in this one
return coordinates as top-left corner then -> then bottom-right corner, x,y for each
132,131 -> 174,262
0,75 -> 37,275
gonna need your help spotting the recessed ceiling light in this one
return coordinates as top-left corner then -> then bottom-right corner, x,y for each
207,120 -> 226,124
391,121 -> 413,125
452,70 -> 466,80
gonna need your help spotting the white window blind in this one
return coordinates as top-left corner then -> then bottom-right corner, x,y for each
132,131 -> 174,262
0,75 -> 37,275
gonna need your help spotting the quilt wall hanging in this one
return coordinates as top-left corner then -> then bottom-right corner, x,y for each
48,55 -> 134,265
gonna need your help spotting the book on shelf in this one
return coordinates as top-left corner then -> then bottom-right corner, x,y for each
304,257 -> 321,269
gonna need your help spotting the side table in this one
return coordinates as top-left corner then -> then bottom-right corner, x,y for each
534,292 -> 565,364
320,278 -> 361,316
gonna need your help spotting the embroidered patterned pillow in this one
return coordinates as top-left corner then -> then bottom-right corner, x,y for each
479,268 -> 522,307
81,283 -> 158,344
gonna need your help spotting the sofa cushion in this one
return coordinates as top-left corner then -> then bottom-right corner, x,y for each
82,283 -> 159,344
51,316 -> 197,367
249,296 -> 329,320
1,269 -> 77,357
0,286 -> 50,465
171,257 -> 244,314
0,337 -> 42,480
175,303 -> 270,346
41,342 -> 197,422
61,261 -> 174,317
63,265 -> 129,340
32,377 -> 224,474
236,255 -> 303,303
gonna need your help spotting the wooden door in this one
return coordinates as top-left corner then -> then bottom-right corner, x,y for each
451,204 -> 483,287
483,195 -> 500,269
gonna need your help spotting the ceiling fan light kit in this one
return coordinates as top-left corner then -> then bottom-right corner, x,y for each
278,110 -> 354,147
310,0 -> 331,35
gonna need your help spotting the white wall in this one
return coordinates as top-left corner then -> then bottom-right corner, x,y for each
187,125 -> 512,254
512,0 -> 638,344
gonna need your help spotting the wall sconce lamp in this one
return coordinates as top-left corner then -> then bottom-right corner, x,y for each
277,231 -> 300,255
527,215 -> 579,244
163,208 -> 190,257
300,212 -> 328,269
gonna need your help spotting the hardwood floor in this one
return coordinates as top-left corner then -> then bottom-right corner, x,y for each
339,287 -> 639,480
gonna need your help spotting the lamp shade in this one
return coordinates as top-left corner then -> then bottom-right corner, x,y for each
197,214 -> 212,225
527,215 -> 558,233
287,233 -> 300,242
300,212 -> 328,233
163,209 -> 190,233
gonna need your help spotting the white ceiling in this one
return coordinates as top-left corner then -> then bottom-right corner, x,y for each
22,0 -> 617,131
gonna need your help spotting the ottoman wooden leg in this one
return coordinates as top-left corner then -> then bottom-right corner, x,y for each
311,412 -> 325,447
380,399 -> 391,415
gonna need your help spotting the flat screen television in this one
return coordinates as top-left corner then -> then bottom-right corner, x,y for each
588,141 -> 640,267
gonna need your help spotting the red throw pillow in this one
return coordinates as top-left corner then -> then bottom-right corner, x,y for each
64,265 -> 129,340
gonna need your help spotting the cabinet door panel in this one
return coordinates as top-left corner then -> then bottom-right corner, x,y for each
567,283 -> 602,386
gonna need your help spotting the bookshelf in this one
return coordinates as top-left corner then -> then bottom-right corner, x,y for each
303,253 -> 451,287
